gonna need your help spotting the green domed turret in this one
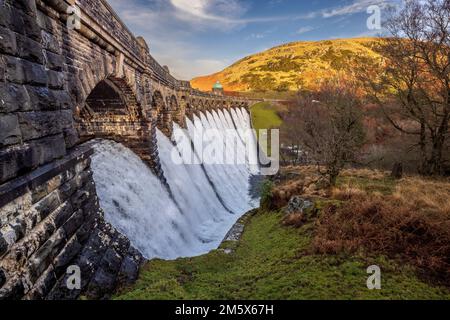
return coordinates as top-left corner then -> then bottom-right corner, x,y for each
212,81 -> 224,95
213,81 -> 223,90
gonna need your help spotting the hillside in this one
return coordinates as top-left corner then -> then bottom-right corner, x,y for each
191,38 -> 382,93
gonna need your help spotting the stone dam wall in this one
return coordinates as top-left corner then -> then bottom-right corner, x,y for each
0,0 -> 253,299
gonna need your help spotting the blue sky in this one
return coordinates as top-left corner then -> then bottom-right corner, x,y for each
108,0 -> 397,80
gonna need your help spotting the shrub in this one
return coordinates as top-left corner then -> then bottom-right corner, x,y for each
282,213 -> 306,228
313,195 -> 450,286
260,180 -> 274,210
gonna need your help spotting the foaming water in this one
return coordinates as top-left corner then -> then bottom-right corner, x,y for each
91,108 -> 259,260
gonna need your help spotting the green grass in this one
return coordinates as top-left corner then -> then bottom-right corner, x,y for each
250,102 -> 283,132
115,211 -> 450,300
336,175 -> 397,195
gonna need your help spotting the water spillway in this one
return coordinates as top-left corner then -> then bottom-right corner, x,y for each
90,108 -> 259,260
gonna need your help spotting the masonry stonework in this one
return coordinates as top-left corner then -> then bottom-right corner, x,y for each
0,0 -> 253,299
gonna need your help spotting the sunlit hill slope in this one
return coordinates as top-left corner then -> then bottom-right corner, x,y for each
191,38 -> 382,93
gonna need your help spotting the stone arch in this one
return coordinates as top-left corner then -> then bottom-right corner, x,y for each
198,100 -> 205,112
206,100 -> 213,110
76,73 -> 144,141
169,94 -> 185,127
153,91 -> 172,137
222,100 -> 228,109
178,95 -> 190,124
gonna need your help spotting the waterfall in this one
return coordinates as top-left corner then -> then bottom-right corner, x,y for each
91,108 -> 259,260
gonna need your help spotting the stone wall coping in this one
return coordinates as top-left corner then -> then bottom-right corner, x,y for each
0,144 -> 94,209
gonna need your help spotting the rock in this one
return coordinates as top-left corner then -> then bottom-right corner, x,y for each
117,255 -> 139,286
223,223 -> 244,242
284,196 -> 314,215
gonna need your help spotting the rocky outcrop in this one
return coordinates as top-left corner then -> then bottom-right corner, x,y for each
284,196 -> 313,215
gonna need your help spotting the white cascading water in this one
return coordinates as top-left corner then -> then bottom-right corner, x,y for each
91,108 -> 259,260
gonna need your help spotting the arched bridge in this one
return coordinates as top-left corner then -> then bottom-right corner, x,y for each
0,0 -> 254,300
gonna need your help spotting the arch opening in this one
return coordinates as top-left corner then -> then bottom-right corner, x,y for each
153,91 -> 172,137
76,77 -> 145,143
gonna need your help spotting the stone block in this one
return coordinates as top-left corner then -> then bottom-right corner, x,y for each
25,85 -> 56,111
52,235 -> 82,276
0,82 -> 31,112
16,34 -> 43,64
22,13 -> 41,41
31,173 -> 64,204
0,25 -> 17,55
9,216 -> 27,241
4,56 -> 25,84
53,201 -> 74,229
22,59 -> 47,86
47,70 -> 64,90
29,134 -> 67,167
63,127 -> 79,149
27,228 -> 66,283
0,4 -> 12,28
8,8 -> 25,36
33,188 -> 61,221
4,56 -> 47,86
44,51 -> 64,71
0,144 -> 32,184
0,114 -> 22,146
0,192 -> 32,227
0,134 -> 68,184
10,0 -> 37,17
52,90 -> 73,110
59,173 -> 83,201
18,111 -> 63,141
23,265 -> 56,300
41,31 -> 61,54
62,209 -> 84,237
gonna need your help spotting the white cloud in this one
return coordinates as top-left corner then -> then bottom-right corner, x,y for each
296,26 -> 315,35
322,0 -> 394,18
169,0 -> 247,27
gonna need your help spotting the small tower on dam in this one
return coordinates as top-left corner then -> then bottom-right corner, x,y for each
212,81 -> 224,96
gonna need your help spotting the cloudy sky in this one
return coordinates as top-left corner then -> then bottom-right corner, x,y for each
108,0 -> 397,80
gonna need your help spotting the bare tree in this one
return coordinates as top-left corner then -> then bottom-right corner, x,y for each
362,0 -> 450,175
282,80 -> 366,186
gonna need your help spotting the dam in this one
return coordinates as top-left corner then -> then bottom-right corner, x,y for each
0,0 -> 260,299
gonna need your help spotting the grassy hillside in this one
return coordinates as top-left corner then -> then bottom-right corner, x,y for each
191,38 -> 381,93
250,102 -> 283,132
115,169 -> 450,300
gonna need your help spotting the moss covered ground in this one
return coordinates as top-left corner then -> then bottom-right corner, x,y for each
115,209 -> 450,300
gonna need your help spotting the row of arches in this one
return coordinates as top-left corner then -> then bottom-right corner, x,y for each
75,73 -> 250,141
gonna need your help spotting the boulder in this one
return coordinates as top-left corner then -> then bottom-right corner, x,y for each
284,196 -> 313,215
